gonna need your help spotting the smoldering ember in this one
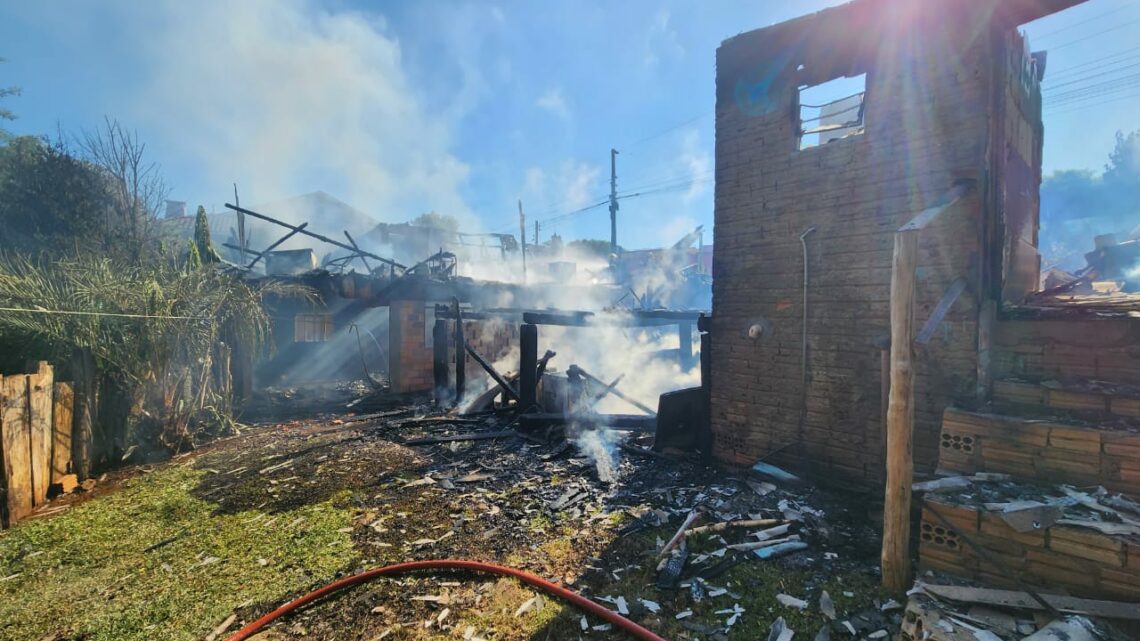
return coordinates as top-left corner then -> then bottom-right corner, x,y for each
1,1 -> 1140,641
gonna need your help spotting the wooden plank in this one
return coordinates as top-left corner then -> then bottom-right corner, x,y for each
51,382 -> 73,486
2,374 -> 32,523
918,582 -> 1140,620
27,362 -> 53,506
882,229 -> 918,594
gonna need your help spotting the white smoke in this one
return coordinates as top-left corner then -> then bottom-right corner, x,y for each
571,422 -> 621,483
37,0 -> 477,232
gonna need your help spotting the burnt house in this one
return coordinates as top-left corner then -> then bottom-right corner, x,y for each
709,0 -> 1091,483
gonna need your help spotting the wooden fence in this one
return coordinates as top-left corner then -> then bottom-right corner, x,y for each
0,361 -> 77,528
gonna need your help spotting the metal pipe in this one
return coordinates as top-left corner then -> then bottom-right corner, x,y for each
796,227 -> 817,459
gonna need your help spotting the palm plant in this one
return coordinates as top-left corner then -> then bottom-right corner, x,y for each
0,252 -> 309,459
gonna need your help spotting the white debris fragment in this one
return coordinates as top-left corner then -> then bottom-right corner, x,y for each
880,598 -> 902,611
708,587 -> 728,598
842,591 -> 854,598
753,523 -> 791,540
675,610 -> 693,619
514,595 -> 543,617
841,620 -> 857,635
776,593 -> 808,610
868,630 -> 888,639
592,624 -> 612,632
820,590 -> 836,620
580,616 -> 588,631
615,596 -> 629,615
638,598 -> 661,614
767,616 -> 794,641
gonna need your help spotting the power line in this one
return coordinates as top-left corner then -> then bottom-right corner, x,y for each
623,111 -> 712,150
1047,75 -> 1140,106
1044,60 -> 1140,91
1044,87 -> 1140,116
1048,16 -> 1140,51
1031,4 -> 1135,40
0,306 -> 206,320
1045,47 -> 1140,81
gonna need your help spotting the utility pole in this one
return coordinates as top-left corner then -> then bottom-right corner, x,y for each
518,200 -> 527,284
609,148 -> 619,259
533,220 -> 540,246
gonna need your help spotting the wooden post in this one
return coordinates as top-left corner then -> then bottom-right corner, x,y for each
882,230 -> 918,594
71,348 -> 95,482
976,299 -> 996,404
432,318 -> 449,405
51,382 -> 74,486
27,362 -> 53,507
452,299 -> 465,405
519,323 -> 538,411
678,322 -> 694,371
2,373 -> 32,523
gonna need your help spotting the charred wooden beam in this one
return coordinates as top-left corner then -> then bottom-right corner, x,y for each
453,299 -> 465,404
224,203 -> 406,269
246,223 -> 309,269
568,365 -> 656,416
519,323 -> 538,410
535,349 -> 556,384
342,230 -> 373,273
464,342 -> 521,404
517,413 -> 656,432
432,318 -> 449,405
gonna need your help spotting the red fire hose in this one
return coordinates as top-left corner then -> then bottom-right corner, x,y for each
224,559 -> 668,641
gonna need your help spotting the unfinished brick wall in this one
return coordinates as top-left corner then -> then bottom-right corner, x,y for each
920,497 -> 1140,602
993,318 -> 1140,386
388,302 -> 518,395
710,1 -> 1041,483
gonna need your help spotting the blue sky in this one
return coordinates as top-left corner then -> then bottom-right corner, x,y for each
1,0 -> 1138,249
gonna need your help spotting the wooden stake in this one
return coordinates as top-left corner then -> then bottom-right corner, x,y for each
2,374 -> 32,523
882,230 -> 918,594
28,362 -> 53,507
51,378 -> 74,483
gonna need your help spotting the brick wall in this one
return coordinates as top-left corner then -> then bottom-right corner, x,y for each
388,302 -> 519,395
993,318 -> 1140,386
389,300 -> 433,394
709,1 -> 1035,484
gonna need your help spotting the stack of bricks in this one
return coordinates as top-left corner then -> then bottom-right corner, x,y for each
938,406 -> 1140,497
919,496 -> 1140,602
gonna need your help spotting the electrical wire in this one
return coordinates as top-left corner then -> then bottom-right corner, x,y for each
224,560 -> 668,641
1031,4 -> 1135,41
1044,87 -> 1140,115
0,306 -> 206,320
1044,47 -> 1140,81
1046,15 -> 1140,51
1043,60 -> 1140,91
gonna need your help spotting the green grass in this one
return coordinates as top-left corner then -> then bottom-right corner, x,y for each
0,463 -> 356,641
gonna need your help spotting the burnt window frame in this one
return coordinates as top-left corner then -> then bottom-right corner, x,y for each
795,72 -> 868,150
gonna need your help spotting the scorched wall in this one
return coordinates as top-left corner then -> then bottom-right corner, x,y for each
709,0 -> 1047,484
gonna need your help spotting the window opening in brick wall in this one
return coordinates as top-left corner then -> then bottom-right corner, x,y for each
294,313 -> 333,342
798,73 -> 866,150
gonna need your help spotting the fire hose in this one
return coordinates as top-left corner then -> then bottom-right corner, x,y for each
224,559 -> 668,641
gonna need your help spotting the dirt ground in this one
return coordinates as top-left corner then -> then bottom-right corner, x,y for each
1,396 -> 897,641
